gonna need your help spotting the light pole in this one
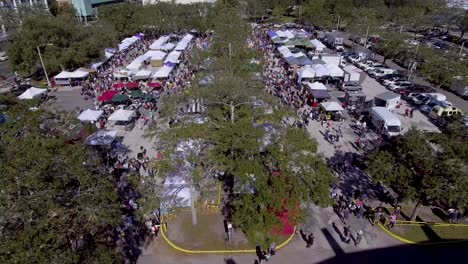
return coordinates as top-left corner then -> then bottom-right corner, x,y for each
36,44 -> 53,88
459,41 -> 466,57
408,42 -> 420,81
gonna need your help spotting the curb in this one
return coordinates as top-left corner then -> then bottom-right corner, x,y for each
160,225 -> 296,254
377,223 -> 468,245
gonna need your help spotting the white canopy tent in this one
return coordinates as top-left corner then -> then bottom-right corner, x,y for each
108,109 -> 135,121
165,51 -> 181,64
311,39 -> 326,52
150,36 -> 170,50
306,81 -> 327,91
152,65 -> 174,79
18,87 -> 47,99
320,102 -> 344,112
119,36 -> 140,51
298,66 -> 316,83
126,55 -> 150,73
174,34 -> 194,51
87,130 -> 118,146
325,64 -> 344,77
78,109 -> 104,122
133,69 -> 153,80
311,64 -> 330,77
278,46 -> 293,57
54,69 -> 89,80
161,174 -> 191,210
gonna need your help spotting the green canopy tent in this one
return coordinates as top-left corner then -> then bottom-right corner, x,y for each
142,94 -> 154,101
129,89 -> 143,98
112,94 -> 129,103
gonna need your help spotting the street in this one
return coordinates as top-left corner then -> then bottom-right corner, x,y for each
343,38 -> 468,113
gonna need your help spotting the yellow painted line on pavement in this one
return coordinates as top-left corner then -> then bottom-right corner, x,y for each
377,223 -> 468,245
159,225 -> 296,254
377,223 -> 417,244
217,182 -> 221,205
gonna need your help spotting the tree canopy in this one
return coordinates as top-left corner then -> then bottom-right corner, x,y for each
7,13 -> 117,75
366,128 -> 468,220
147,4 -> 333,247
0,97 -> 122,263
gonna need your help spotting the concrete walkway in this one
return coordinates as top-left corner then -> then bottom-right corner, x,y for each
138,206 -> 405,264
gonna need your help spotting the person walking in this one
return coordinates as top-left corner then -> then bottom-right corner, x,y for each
355,230 -> 363,247
389,213 -> 397,228
409,108 -> 414,118
343,225 -> 351,244
343,208 -> 350,225
306,233 -> 314,248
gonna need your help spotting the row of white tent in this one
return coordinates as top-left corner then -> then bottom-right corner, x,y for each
118,36 -> 141,51
298,64 -> 345,82
149,34 -> 194,52
78,108 -> 135,122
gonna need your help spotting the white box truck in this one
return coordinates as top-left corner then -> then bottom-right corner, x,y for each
371,107 -> 403,137
325,32 -> 344,50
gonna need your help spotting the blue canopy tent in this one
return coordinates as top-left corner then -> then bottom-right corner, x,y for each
268,30 -> 277,38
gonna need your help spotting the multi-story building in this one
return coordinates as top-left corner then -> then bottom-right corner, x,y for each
142,0 -> 215,5
71,0 -> 122,17
447,0 -> 468,10
0,0 -> 49,51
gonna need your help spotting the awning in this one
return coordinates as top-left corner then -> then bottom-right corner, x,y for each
320,101 -> 344,111
152,65 -> 174,79
129,89 -> 143,98
311,90 -> 331,100
18,87 -> 47,99
112,94 -> 129,103
125,82 -> 139,89
112,83 -> 125,89
86,130 -> 118,146
98,90 -> 118,102
78,109 -> 103,122
108,109 -> 135,121
134,70 -> 152,80
306,81 -> 327,91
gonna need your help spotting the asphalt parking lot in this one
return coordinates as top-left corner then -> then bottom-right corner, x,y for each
44,86 -> 94,113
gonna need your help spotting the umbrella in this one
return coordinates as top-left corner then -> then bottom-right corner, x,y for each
142,94 -> 154,100
125,82 -> 139,89
148,82 -> 161,88
129,89 -> 143,98
98,90 -> 118,102
112,94 -> 129,103
113,83 -> 125,89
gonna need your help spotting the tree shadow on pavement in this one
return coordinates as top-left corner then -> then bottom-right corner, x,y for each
319,226 -> 468,264
330,151 -> 382,200
224,258 -> 236,264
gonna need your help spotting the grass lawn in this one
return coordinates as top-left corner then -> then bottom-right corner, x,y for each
391,225 -> 468,243
165,209 -> 289,250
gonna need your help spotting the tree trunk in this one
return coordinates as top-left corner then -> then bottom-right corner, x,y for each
230,103 -> 235,123
410,201 -> 422,221
383,56 -> 387,65
190,183 -> 198,226
460,30 -> 465,41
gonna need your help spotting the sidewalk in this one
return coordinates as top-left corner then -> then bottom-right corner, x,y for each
138,206 -> 404,264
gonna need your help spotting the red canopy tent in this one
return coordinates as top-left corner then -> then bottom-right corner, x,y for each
98,90 -> 118,102
148,82 -> 162,89
125,82 -> 139,89
112,83 -> 125,89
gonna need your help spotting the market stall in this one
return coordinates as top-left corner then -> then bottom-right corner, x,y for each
78,109 -> 103,122
17,87 -> 47,100
320,101 -> 345,121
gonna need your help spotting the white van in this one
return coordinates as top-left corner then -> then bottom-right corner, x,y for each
369,68 -> 396,78
371,107 -> 403,137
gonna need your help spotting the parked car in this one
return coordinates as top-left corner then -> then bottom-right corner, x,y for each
335,45 -> 345,52
362,62 -> 384,72
398,85 -> 435,97
411,93 -> 446,106
421,100 -> 452,114
345,54 -> 361,63
0,52 -> 8,62
429,105 -> 462,119
377,74 -> 404,83
382,77 -> 406,86
387,81 -> 413,91
339,82 -> 362,91
356,60 -> 374,69
369,68 -> 396,78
